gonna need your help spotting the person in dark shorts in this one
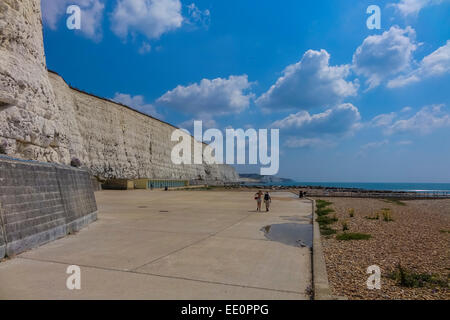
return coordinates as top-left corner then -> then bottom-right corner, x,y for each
264,192 -> 271,212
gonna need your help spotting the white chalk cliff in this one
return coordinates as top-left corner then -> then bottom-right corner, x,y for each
0,0 -> 238,181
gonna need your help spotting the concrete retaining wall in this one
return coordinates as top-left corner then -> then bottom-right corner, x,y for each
310,199 -> 333,300
0,156 -> 97,259
309,198 -> 347,300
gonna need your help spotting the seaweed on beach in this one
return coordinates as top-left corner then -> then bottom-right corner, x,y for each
320,227 -> 337,235
382,208 -> 394,222
348,208 -> 355,217
382,199 -> 406,206
316,199 -> 338,235
317,215 -> 338,226
336,232 -> 371,240
316,199 -> 333,209
388,264 -> 449,288
316,207 -> 335,216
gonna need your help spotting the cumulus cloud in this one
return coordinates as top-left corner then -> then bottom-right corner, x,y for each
390,0 -> 444,16
369,105 -> 450,135
272,103 -> 361,148
385,104 -> 450,135
41,0 -> 105,41
156,75 -> 254,117
353,26 -> 417,89
388,40 -> 450,88
111,0 -> 183,40
256,49 -> 358,111
273,103 -> 361,135
112,93 -> 163,119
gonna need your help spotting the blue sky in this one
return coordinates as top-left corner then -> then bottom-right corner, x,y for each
41,0 -> 450,182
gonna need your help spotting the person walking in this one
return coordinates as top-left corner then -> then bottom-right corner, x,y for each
264,192 -> 271,212
254,190 -> 263,212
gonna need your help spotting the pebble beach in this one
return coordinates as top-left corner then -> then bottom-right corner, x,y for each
315,197 -> 450,300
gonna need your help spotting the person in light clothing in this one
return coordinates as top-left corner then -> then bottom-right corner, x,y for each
254,190 -> 263,212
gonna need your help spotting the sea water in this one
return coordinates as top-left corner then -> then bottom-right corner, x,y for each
248,181 -> 450,193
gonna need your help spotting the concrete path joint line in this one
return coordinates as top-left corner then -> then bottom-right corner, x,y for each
16,256 -> 304,295
130,211 -> 257,271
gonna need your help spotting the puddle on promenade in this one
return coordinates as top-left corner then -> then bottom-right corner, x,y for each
261,223 -> 312,248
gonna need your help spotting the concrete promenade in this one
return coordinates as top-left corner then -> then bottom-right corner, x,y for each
0,190 -> 312,299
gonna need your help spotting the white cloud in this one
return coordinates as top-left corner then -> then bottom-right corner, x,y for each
41,0 -> 105,41
112,93 -> 163,119
391,0 -> 444,16
272,103 -> 361,148
156,75 -> 254,117
273,103 -> 361,134
401,106 -> 413,113
370,112 -> 397,127
352,26 -> 417,89
256,49 -> 358,111
284,138 -> 335,148
111,0 -> 183,40
388,40 -> 450,88
358,139 -> 389,157
369,105 -> 450,135
385,104 -> 450,135
178,117 -> 217,132
185,3 -> 211,29
361,140 -> 389,151
138,42 -> 152,54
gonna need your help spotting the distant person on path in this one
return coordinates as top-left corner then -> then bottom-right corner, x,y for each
254,190 -> 263,212
264,192 -> 271,212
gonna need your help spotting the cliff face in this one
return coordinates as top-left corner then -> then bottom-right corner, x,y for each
0,0 -> 69,163
0,0 -> 238,182
49,73 -> 238,181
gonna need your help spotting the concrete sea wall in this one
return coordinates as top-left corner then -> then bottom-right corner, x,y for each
0,156 -> 98,258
